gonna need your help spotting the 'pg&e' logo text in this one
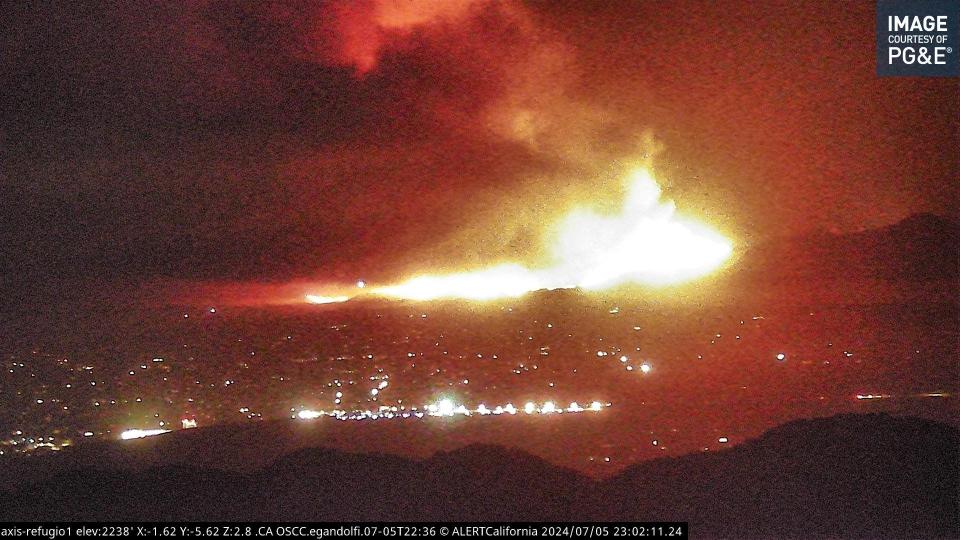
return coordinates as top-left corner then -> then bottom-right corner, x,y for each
877,0 -> 958,77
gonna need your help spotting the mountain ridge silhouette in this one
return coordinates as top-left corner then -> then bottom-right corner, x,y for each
2,413 -> 956,537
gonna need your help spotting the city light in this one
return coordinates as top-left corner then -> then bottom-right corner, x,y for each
291,399 -> 610,423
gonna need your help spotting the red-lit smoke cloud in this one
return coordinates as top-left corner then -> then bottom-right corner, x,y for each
314,0 -> 483,74
302,0 -> 625,164
273,0 -> 658,276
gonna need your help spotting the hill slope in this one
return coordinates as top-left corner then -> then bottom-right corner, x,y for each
739,213 -> 960,283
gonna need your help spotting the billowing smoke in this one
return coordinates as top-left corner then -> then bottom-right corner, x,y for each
315,0 -> 484,74
156,0 -> 724,298
292,0 -> 665,275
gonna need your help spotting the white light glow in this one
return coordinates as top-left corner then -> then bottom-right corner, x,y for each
305,294 -> 350,305
120,429 -> 170,440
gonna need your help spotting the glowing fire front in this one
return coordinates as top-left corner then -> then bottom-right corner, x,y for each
120,428 -> 170,440
548,169 -> 732,289
375,264 -> 544,301
308,168 -> 733,303
305,294 -> 350,305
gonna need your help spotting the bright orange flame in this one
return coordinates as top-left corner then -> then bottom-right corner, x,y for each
547,169 -> 732,289
305,294 -> 350,305
374,264 -> 546,301
307,168 -> 733,303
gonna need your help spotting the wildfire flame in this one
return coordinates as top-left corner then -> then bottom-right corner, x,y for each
547,169 -> 732,290
305,294 -> 350,305
308,168 -> 732,303
375,264 -> 546,301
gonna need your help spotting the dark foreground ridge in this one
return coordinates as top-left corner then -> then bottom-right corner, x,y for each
2,414 -> 957,537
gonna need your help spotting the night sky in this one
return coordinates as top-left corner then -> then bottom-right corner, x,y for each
3,0 -> 957,300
